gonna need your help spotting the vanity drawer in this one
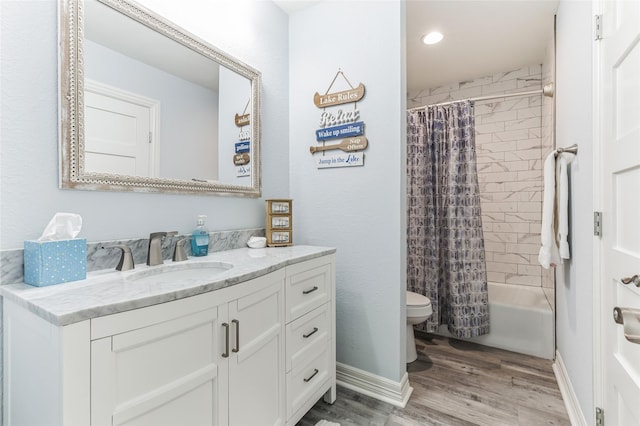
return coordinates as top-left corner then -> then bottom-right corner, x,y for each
286,303 -> 330,372
286,262 -> 330,322
286,346 -> 331,420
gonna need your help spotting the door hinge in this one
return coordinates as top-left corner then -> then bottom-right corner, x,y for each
596,407 -> 604,426
148,132 -> 152,144
595,14 -> 603,40
594,211 -> 603,237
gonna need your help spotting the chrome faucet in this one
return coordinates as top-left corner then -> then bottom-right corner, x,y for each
147,231 -> 177,266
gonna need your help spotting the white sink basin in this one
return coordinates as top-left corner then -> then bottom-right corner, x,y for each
126,261 -> 233,284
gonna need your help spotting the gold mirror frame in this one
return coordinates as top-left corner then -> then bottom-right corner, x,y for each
59,0 -> 262,196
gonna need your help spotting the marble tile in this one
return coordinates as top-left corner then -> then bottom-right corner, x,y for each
504,181 -> 543,192
517,106 -> 542,119
484,232 -> 518,243
518,264 -> 542,276
459,75 -> 493,89
492,222 -> 530,233
477,110 -> 517,124
486,261 -> 519,274
493,253 -> 531,265
504,148 -> 541,161
481,79 -> 518,95
0,228 -> 265,286
492,66 -> 533,83
493,129 -> 531,142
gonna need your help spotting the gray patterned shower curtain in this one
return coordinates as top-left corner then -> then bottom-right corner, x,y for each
407,101 -> 489,338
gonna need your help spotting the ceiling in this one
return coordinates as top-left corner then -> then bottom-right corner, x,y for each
274,0 -> 559,92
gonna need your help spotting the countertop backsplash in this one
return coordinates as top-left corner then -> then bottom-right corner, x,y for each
0,228 -> 265,286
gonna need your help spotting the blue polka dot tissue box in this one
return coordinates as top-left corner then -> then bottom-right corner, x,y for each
23,239 -> 87,286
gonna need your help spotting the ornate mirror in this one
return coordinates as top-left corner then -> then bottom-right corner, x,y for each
59,0 -> 261,196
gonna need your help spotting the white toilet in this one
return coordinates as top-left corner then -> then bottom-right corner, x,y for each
406,290 -> 433,363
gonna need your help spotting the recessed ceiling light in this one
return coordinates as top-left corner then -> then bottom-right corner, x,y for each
422,31 -> 443,45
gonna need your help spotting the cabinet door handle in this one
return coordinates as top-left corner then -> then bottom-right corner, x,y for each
232,319 -> 240,353
303,368 -> 319,383
303,286 -> 319,295
222,323 -> 230,358
303,327 -> 319,339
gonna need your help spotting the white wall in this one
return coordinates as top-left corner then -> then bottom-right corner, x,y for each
0,0 -> 289,249
289,2 -> 407,382
555,0 -> 594,423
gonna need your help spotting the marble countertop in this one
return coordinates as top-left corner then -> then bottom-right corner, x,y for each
1,245 -> 335,327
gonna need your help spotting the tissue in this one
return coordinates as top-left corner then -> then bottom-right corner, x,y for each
247,236 -> 267,249
37,212 -> 82,242
24,213 -> 86,286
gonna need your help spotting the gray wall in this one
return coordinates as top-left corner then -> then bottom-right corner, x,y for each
289,1 -> 407,383
555,0 -> 594,423
0,0 -> 289,250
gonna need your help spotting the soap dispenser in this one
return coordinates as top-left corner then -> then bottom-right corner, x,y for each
191,215 -> 209,257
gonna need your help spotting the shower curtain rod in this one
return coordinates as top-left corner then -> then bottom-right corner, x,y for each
407,83 -> 555,112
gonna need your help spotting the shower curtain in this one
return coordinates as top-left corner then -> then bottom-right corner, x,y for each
407,101 -> 489,338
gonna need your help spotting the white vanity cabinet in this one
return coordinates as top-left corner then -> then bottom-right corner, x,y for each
3,250 -> 335,426
285,256 -> 336,426
89,270 -> 285,426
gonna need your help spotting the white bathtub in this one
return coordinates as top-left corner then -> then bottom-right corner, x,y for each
437,282 -> 554,359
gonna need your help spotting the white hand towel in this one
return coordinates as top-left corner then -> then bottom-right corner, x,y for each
557,152 -> 576,259
539,151 -> 560,269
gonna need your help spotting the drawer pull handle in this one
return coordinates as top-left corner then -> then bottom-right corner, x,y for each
303,368 -> 319,383
222,323 -> 230,358
303,327 -> 319,338
232,319 -> 240,353
303,286 -> 319,295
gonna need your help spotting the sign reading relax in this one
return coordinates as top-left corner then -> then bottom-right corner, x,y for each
310,70 -> 368,169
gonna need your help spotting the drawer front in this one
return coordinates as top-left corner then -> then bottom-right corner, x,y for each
286,346 -> 331,420
286,303 -> 330,372
286,263 -> 330,322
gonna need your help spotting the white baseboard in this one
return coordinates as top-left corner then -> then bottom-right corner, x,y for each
336,362 -> 413,408
553,350 -> 588,426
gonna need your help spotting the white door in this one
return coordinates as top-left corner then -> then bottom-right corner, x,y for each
227,279 -> 285,426
85,81 -> 159,177
600,0 -> 640,424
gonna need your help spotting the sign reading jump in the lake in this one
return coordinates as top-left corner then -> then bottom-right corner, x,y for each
310,70 -> 368,169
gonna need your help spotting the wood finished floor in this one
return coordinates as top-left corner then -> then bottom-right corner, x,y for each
297,333 -> 571,426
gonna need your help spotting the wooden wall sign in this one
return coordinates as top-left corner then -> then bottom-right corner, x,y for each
233,153 -> 250,165
309,136 -> 368,154
313,83 -> 365,108
235,141 -> 250,153
236,165 -> 250,177
316,153 -> 364,169
310,70 -> 369,169
234,113 -> 250,127
316,121 -> 364,141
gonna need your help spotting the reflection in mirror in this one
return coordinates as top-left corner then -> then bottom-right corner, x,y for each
59,0 -> 261,196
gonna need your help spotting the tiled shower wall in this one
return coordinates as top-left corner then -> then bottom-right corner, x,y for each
407,64 -> 554,293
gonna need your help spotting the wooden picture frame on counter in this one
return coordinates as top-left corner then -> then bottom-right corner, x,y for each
266,199 -> 293,247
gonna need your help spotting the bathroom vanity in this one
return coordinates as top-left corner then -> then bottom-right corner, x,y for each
2,246 -> 336,426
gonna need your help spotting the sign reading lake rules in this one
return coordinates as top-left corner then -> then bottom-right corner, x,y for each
317,153 -> 364,169
311,70 -> 368,169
